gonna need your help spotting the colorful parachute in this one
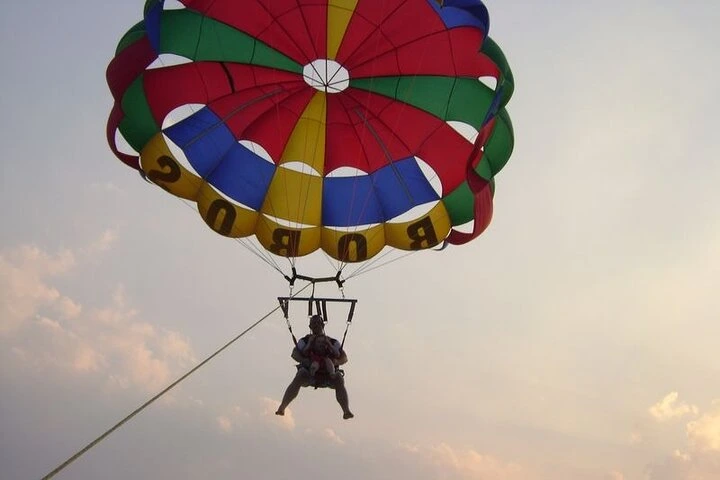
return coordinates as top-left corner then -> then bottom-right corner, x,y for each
107,0 -> 514,265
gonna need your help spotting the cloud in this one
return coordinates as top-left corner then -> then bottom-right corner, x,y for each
646,400 -> 720,479
17,286 -> 196,392
160,331 -> 196,366
86,228 -> 118,254
431,443 -> 527,480
1,241 -> 197,394
0,245 -> 76,334
400,442 -> 532,480
215,405 -> 250,433
650,392 -> 699,422
261,397 -> 295,430
217,416 -> 234,433
674,450 -> 691,462
645,452 -> 720,480
0,231 -> 117,335
93,298 -> 197,392
687,401 -> 720,453
399,442 -> 421,454
73,343 -> 105,372
322,428 -> 344,445
57,296 -> 83,319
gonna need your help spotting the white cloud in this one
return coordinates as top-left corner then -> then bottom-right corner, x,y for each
645,451 -> 720,480
217,416 -> 234,433
38,316 -> 63,332
114,338 -> 172,390
400,442 -> 532,480
57,296 -> 83,319
261,397 -> 295,431
86,228 -> 118,254
92,315 -> 195,393
214,405 -> 250,433
73,344 -> 106,373
25,297 -> 195,393
0,245 -> 76,334
160,331 -> 196,367
650,392 -> 699,422
673,450 -> 691,462
322,428 -> 344,445
430,443 -> 527,480
687,401 -> 720,453
1,242 -> 197,394
398,442 -> 421,453
0,232 -> 117,335
646,400 -> 720,479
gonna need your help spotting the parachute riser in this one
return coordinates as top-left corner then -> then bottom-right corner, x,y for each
283,267 -> 346,291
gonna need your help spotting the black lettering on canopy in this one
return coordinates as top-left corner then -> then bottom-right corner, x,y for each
338,233 -> 368,262
146,155 -> 181,187
204,199 -> 236,236
270,228 -> 301,257
407,216 -> 438,249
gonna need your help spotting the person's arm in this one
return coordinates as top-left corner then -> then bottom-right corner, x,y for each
300,335 -> 316,356
326,338 -> 341,358
329,338 -> 348,365
292,337 -> 309,363
335,349 -> 348,366
291,347 -> 305,363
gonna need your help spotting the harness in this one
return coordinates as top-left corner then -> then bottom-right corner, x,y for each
278,271 -> 358,389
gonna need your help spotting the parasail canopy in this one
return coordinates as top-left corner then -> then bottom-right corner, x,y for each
107,0 -> 514,269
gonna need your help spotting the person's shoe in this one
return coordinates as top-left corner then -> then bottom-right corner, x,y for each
343,412 -> 354,420
275,409 -> 284,416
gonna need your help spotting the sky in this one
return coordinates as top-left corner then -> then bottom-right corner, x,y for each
1,1 -> 720,479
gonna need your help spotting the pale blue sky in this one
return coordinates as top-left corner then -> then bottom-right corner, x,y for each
2,1 -> 720,480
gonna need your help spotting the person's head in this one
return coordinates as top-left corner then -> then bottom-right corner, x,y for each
309,314 -> 325,334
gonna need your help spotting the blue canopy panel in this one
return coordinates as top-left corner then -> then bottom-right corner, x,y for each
427,0 -> 489,32
205,144 -> 275,210
322,157 -> 440,227
164,107 -> 237,178
164,107 -> 275,210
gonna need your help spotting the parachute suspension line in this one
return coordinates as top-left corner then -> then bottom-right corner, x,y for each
173,197 -> 285,277
40,283 -> 312,480
320,250 -> 346,280
345,249 -> 419,280
234,237 -> 286,275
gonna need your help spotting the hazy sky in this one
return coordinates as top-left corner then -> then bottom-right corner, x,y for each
2,1 -> 720,479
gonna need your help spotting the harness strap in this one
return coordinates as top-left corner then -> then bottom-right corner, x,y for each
340,321 -> 351,349
279,298 -> 299,347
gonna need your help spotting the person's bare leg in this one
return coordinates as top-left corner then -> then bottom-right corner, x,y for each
332,376 -> 353,419
324,357 -> 335,376
276,371 -> 309,415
